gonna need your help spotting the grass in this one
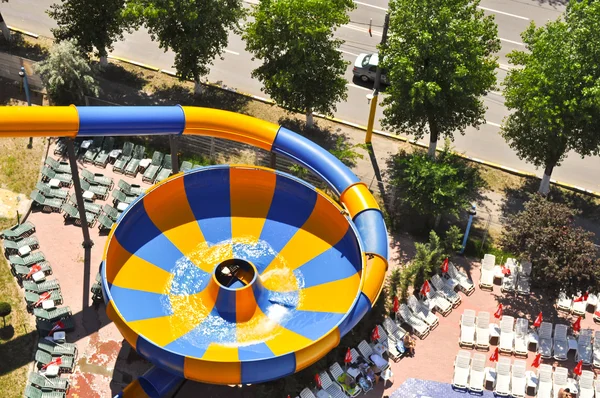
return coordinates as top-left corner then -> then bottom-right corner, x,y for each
0,137 -> 46,194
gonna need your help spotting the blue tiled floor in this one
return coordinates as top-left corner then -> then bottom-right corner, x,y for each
390,379 -> 496,398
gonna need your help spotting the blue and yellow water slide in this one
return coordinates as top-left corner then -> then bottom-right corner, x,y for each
0,106 -> 388,398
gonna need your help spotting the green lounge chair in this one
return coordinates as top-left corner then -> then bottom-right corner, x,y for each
83,137 -> 104,164
36,182 -> 70,201
30,191 -> 64,213
3,235 -> 39,256
142,151 -> 165,183
41,167 -> 72,188
35,350 -> 74,373
61,203 -> 97,227
81,169 -> 114,189
38,339 -> 77,357
180,161 -> 193,172
13,261 -> 52,278
9,251 -> 46,267
112,190 -> 135,206
102,204 -> 120,221
124,145 -> 145,177
36,317 -> 75,334
33,307 -> 72,323
112,141 -> 134,173
0,221 -> 36,241
44,158 -> 71,174
53,139 -> 67,156
117,180 -> 144,196
155,154 -> 173,183
91,281 -> 103,302
28,371 -> 70,392
80,180 -> 108,200
23,279 -> 61,293
93,137 -> 115,168
68,196 -> 101,215
25,290 -> 63,311
98,214 -> 114,232
25,384 -> 66,398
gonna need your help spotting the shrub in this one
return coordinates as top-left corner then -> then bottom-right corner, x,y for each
0,302 -> 11,327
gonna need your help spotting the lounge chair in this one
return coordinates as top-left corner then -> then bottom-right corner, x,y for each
557,293 -> 572,313
511,359 -> 526,398
593,330 -> 600,368
468,353 -> 486,392
431,275 -> 461,307
69,196 -> 101,215
423,288 -> 452,316
124,145 -> 145,177
536,364 -> 553,398
452,350 -> 471,389
586,293 -> 598,313
24,384 -> 66,398
447,262 -> 475,295
475,311 -> 490,350
180,160 -> 193,172
357,340 -> 389,372
98,214 -> 114,232
552,367 -> 568,397
30,191 -> 63,213
33,307 -> 72,323
479,258 -> 495,290
397,304 -> 430,339
25,290 -> 63,311
142,151 -> 165,183
513,318 -> 529,357
81,169 -> 114,189
13,262 -> 52,279
83,137 -> 104,163
117,179 -> 144,196
596,379 -> 600,398
155,154 -> 173,182
459,309 -> 476,348
38,338 -> 77,357
299,388 -> 317,398
572,295 -> 587,316
407,295 -> 439,328
36,181 -> 70,201
44,157 -> 71,174
35,317 -> 75,335
112,189 -> 136,206
23,279 -> 61,293
552,324 -> 568,361
113,141 -> 134,173
80,180 -> 108,200
516,274 -> 531,296
35,350 -> 74,373
53,139 -> 67,156
3,235 -> 39,256
577,329 -> 594,366
318,371 -> 346,398
28,371 -> 69,392
579,370 -> 595,398
9,251 -> 46,267
329,362 -> 361,397
93,137 -> 115,167
499,316 -> 515,355
61,203 -> 97,228
494,357 -> 511,396
1,221 -> 36,241
41,167 -> 72,188
538,322 -> 553,359
501,261 -> 518,293
382,316 -> 408,341
102,204 -> 120,221
483,254 -> 496,265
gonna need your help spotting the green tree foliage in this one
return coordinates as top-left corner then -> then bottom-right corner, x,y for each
386,145 -> 484,228
500,195 -> 600,301
381,0 -> 500,159
501,0 -> 600,195
47,0 -> 132,64
244,0 -> 354,127
35,40 -> 99,105
126,0 -> 245,93
0,302 -> 11,327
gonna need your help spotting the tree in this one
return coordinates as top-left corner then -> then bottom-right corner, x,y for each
0,302 -> 11,328
381,0 -> 500,159
35,40 -> 99,105
501,0 -> 600,195
500,194 -> 600,301
126,0 -> 245,95
244,0 -> 354,128
47,0 -> 132,66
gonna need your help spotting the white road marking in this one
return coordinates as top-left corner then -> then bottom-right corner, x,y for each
347,83 -> 372,92
477,6 -> 530,21
500,37 -> 525,46
353,1 -> 388,11
339,49 -> 360,56
343,24 -> 382,37
225,49 -> 240,55
486,120 -> 502,127
490,90 -> 503,96
499,63 -> 513,71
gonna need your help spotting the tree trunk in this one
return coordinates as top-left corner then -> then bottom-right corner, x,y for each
0,15 -> 10,42
428,117 -> 439,160
539,163 -> 555,196
306,109 -> 314,129
194,79 -> 203,96
99,55 -> 108,68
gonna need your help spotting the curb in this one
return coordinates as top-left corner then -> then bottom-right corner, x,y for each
7,26 -> 39,38
107,55 -> 160,72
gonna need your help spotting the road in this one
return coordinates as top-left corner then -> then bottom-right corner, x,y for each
2,0 -> 599,193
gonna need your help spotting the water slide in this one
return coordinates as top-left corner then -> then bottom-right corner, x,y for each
0,106 -> 389,398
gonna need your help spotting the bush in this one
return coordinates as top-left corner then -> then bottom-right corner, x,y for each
0,302 -> 11,327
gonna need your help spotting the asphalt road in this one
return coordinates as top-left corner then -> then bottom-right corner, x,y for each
2,0 -> 599,193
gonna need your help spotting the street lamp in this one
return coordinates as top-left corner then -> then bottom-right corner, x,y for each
16,196 -> 21,225
18,66 -> 34,149
459,204 -> 477,254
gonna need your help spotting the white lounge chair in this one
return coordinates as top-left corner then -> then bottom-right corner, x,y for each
452,350 -> 471,389
501,261 -> 518,293
593,330 -> 600,368
318,371 -> 346,398
556,292 -> 573,313
483,254 -> 496,266
479,258 -> 495,290
358,340 -> 389,373
397,304 -> 430,339
577,329 -> 594,366
431,275 -> 461,307
514,318 -> 529,357
494,357 -> 511,396
299,388 -> 317,398
349,348 -> 363,365
475,311 -> 491,350
516,274 -> 531,296
460,309 -> 477,348
373,324 -> 401,361
538,322 -> 554,359
407,295 -> 439,329
579,370 -> 595,398
447,262 -> 475,295
595,378 -> 600,398
468,353 -> 486,392
572,295 -> 587,317
499,316 -> 515,355
536,364 -> 553,398
382,316 -> 407,341
424,288 -> 453,316
511,359 -> 526,398
552,367 -> 568,398
586,293 -> 598,313
552,324 -> 568,361
329,362 -> 361,397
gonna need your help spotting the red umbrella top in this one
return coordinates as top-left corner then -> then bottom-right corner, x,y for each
531,353 -> 541,368
41,356 -> 62,370
574,360 -> 583,376
494,304 -> 503,319
47,320 -> 65,336
393,296 -> 399,313
26,264 -> 42,279
420,281 -> 431,297
371,326 -> 381,342
34,291 -> 51,307
441,258 -> 449,273
573,316 -> 582,333
489,347 -> 499,362
315,373 -> 322,388
533,312 -> 543,328
344,348 -> 352,364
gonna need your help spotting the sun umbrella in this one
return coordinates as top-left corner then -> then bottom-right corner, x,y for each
393,296 -> 399,313
494,304 -> 503,319
574,360 -> 583,376
315,373 -> 322,389
489,347 -> 499,362
441,258 -> 449,273
420,281 -> 431,297
41,356 -> 62,370
533,312 -> 543,328
531,353 -> 541,368
573,316 -> 582,333
34,291 -> 51,307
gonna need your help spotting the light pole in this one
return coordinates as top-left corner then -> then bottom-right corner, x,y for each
459,204 -> 477,254
365,13 -> 390,144
16,196 -> 21,225
18,66 -> 34,149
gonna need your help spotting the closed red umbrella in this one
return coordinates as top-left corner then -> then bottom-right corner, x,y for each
574,292 -> 589,303
573,316 -> 582,333
34,291 -> 51,307
47,320 -> 65,336
41,356 -> 62,370
494,304 -> 503,319
533,312 -> 543,328
393,296 -> 399,313
531,353 -> 541,368
315,373 -> 322,388
344,348 -> 352,364
574,360 -> 583,376
26,264 -> 42,279
501,266 -> 511,275
420,281 -> 431,297
489,347 -> 499,362
441,258 -> 449,273
371,326 -> 380,342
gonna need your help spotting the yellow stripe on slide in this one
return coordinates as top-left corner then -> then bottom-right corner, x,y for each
264,324 -> 313,356
111,256 -> 173,294
297,273 -> 360,313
